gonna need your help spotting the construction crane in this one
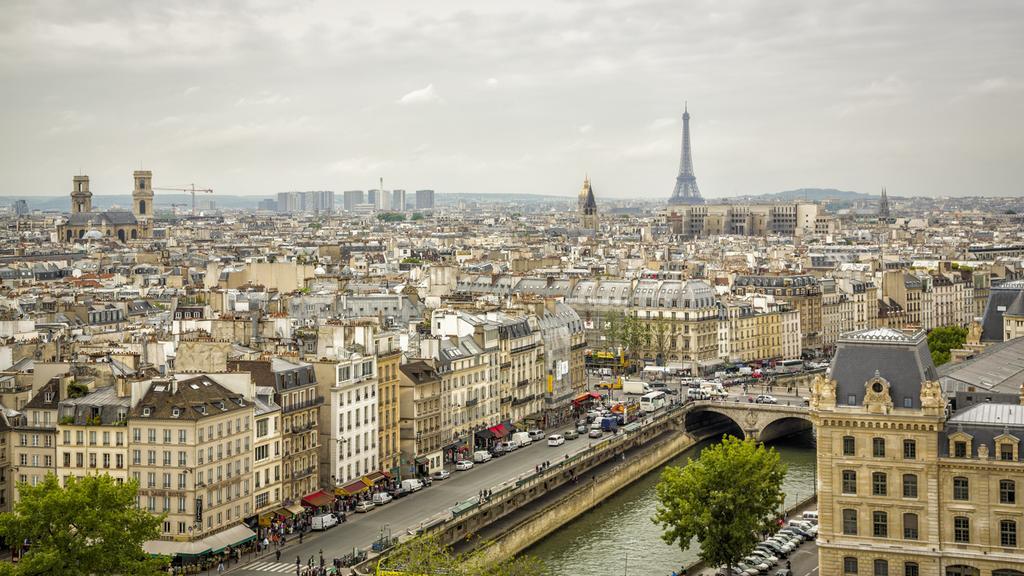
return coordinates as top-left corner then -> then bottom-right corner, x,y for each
153,183 -> 213,216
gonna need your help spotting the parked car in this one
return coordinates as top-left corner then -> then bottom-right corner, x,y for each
390,485 -> 411,499
401,478 -> 424,492
563,429 -> 579,440
473,450 -> 492,463
576,423 -> 588,434
755,394 -> 778,404
354,500 -> 375,513
547,434 -> 565,447
489,446 -> 506,458
588,428 -> 603,438
371,492 -> 393,506
528,429 -> 545,441
430,469 -> 451,481
455,460 -> 474,471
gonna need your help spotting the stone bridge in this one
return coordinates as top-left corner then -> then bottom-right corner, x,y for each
683,400 -> 813,442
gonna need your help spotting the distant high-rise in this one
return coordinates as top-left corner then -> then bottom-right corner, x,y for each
276,191 -> 334,214
13,199 -> 29,216
367,189 -> 382,210
392,189 -> 407,212
578,176 -> 598,230
343,190 -> 364,211
668,104 -> 704,205
415,189 -> 435,210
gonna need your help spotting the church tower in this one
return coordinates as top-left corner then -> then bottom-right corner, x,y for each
132,170 -> 153,229
578,175 -> 598,230
71,175 -> 92,214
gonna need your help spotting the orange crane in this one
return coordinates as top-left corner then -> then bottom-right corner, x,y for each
153,184 -> 213,216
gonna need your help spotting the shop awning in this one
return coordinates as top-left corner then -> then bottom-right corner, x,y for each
284,502 -> 305,515
201,525 -> 256,554
143,540 -> 212,558
474,428 -> 495,440
488,423 -> 510,439
414,456 -> 429,466
301,490 -> 335,508
363,470 -> 391,485
335,479 -> 371,496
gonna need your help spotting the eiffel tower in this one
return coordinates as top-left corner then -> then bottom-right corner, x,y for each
668,103 -> 705,205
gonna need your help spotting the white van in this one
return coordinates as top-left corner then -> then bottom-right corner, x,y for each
547,434 -> 565,447
511,431 -> 532,447
311,513 -> 338,531
802,510 -> 819,524
372,492 -> 393,506
473,450 -> 492,463
401,478 -> 424,493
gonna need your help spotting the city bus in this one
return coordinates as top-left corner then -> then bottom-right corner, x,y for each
776,359 -> 804,373
639,391 -> 667,414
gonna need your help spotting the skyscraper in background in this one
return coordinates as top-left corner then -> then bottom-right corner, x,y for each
392,189 -> 407,212
343,190 -> 364,211
415,189 -> 435,210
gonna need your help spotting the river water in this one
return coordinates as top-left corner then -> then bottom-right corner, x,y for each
525,431 -> 817,576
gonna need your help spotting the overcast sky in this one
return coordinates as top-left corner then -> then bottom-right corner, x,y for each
3,0 -> 1022,200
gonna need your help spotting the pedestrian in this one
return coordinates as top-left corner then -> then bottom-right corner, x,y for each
276,549 -> 281,562
299,532 -> 303,544
216,561 -> 224,575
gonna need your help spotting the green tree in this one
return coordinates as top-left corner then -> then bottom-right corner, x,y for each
0,474 -> 165,576
927,325 -> 969,366
66,381 -> 89,399
653,436 -> 787,576
604,310 -> 624,350
377,212 -> 406,222
381,535 -> 546,575
411,212 -> 425,221
652,318 -> 670,362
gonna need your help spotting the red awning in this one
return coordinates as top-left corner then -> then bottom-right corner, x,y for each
363,471 -> 391,485
301,490 -> 334,508
488,424 -> 509,439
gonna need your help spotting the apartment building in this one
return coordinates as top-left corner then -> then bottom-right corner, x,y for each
10,378 -> 59,499
734,275 -> 823,353
398,360 -> 444,476
491,313 -> 544,425
228,358 -> 320,504
315,349 -> 378,487
375,330 -> 401,475
130,375 -> 254,541
55,385 -> 130,484
251,387 -> 283,522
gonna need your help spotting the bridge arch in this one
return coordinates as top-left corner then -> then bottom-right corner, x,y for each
683,401 -> 813,442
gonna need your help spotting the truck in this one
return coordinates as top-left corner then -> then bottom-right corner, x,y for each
401,478 -> 424,493
600,416 -> 619,432
622,380 -> 650,395
511,431 -> 532,447
700,381 -> 728,400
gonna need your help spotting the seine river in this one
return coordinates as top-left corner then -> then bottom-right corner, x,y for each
525,432 -> 817,576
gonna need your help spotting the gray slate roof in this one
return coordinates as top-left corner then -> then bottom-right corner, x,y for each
829,328 -> 936,410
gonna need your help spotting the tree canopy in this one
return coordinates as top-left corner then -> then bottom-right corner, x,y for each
653,436 -> 786,575
377,212 -> 406,222
927,325 -> 968,366
380,535 -> 546,576
0,474 -> 165,576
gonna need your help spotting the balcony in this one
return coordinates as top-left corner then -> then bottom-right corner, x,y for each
465,398 -> 479,408
292,466 -> 315,480
283,396 -> 324,414
289,420 -> 318,434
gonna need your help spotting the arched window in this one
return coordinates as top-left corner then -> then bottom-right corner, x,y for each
904,563 -> 919,576
946,567 -> 979,576
117,229 -> 126,243
993,570 -> 1024,576
131,229 -> 138,240
139,200 -> 146,215
66,230 -> 72,241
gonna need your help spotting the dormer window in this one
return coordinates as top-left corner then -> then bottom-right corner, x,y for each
171,408 -> 180,418
142,407 -> 151,417
949,431 -> 973,458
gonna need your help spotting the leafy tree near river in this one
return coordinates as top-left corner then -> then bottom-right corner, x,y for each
653,436 -> 787,576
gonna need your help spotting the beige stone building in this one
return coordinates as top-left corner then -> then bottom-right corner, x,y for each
130,374 -> 255,541
251,387 -> 283,522
375,330 -> 401,475
55,385 -> 130,485
734,275 -> 823,353
812,327 -> 1024,576
398,360 -> 445,475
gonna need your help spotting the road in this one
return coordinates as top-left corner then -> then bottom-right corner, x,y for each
230,426 -> 593,576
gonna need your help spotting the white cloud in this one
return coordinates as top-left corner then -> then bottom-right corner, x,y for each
967,77 -> 1020,95
236,91 -> 291,106
326,157 -> 388,173
46,110 -> 95,135
183,86 -> 201,97
398,84 -> 441,105
578,124 -> 593,134
486,77 -> 499,87
648,117 -> 678,131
